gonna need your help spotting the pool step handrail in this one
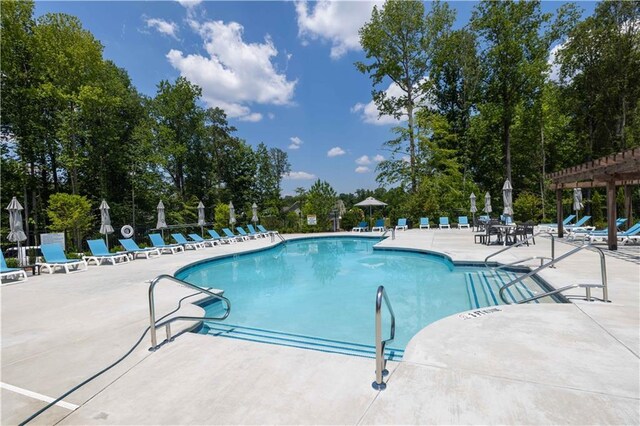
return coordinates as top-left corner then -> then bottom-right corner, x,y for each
498,243 -> 608,304
148,274 -> 231,351
484,231 -> 555,270
372,285 -> 396,390
381,227 -> 395,240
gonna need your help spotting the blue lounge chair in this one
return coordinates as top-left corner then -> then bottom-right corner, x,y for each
39,243 -> 88,274
540,214 -> 576,230
236,227 -> 256,240
395,218 -> 408,231
458,216 -> 470,229
371,219 -> 386,232
222,228 -> 244,242
352,221 -> 369,232
587,222 -> 640,245
0,251 -> 27,282
247,224 -> 266,238
188,233 -> 218,247
257,224 -> 278,235
564,216 -> 593,230
207,229 -> 231,244
172,233 -> 204,250
119,239 -> 161,259
83,239 -> 130,266
568,219 -> 626,241
419,218 -> 430,229
149,234 -> 184,254
439,217 -> 451,229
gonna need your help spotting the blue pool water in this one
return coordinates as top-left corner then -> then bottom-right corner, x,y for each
177,237 -> 518,351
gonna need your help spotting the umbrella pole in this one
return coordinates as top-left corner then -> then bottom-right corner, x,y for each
104,234 -> 109,251
201,225 -> 204,238
17,241 -> 22,267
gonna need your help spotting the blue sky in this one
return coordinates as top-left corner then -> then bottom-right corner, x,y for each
34,1 -> 595,195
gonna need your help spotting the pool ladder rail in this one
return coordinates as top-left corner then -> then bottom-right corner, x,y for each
148,274 -> 231,351
372,285 -> 395,391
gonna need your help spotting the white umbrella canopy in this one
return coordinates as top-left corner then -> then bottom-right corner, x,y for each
251,203 -> 258,223
573,188 -> 584,215
470,193 -> 477,213
483,192 -> 492,214
229,201 -> 236,228
502,179 -> 514,217
99,200 -> 114,249
354,197 -> 387,222
156,201 -> 167,237
197,201 -> 206,226
6,197 -> 27,266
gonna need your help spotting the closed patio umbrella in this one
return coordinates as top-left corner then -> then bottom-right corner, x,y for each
502,179 -> 514,219
197,201 -> 206,236
573,188 -> 583,220
229,201 -> 236,230
470,193 -> 477,230
156,201 -> 167,237
6,197 -> 27,266
354,197 -> 387,227
251,203 -> 258,224
99,200 -> 114,250
483,192 -> 492,214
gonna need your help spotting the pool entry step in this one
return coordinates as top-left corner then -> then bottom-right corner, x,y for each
465,270 -> 553,308
199,323 -> 404,361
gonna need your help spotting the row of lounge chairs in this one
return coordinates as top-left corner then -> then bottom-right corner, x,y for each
1,225 -> 278,280
352,217 -> 472,232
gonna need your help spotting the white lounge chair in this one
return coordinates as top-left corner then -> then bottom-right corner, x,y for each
39,243 -> 88,274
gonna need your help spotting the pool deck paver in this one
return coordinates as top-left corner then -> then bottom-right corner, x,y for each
1,229 -> 639,424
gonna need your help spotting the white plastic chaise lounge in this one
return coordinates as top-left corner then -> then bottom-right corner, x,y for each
0,251 -> 27,282
371,219 -> 386,232
439,217 -> 451,229
587,222 -> 640,245
419,218 -> 430,229
149,234 -> 184,254
188,233 -> 218,247
458,216 -> 470,229
257,224 -> 279,235
352,221 -> 369,232
395,218 -> 408,231
39,243 -> 88,274
83,239 -> 130,266
208,229 -> 232,244
118,238 -> 161,259
539,214 -> 576,232
172,233 -> 204,250
236,227 -> 257,240
247,225 -> 266,238
567,218 -> 627,241
222,228 -> 245,242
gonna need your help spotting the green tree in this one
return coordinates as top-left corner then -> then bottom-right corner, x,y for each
357,0 -> 453,192
47,193 -> 93,251
302,180 -> 337,231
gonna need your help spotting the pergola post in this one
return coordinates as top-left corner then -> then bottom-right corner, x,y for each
606,180 -> 617,251
624,185 -> 633,230
556,189 -> 564,238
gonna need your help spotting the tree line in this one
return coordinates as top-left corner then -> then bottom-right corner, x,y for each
1,0 -> 290,247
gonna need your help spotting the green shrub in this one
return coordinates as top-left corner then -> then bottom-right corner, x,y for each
5,257 -> 19,268
513,192 -> 542,222
214,203 -> 230,230
341,208 -> 364,230
47,193 -> 93,251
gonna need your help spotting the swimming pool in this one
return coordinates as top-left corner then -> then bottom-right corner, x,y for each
177,237 -> 552,357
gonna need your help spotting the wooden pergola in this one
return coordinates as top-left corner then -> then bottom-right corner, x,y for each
547,147 -> 640,250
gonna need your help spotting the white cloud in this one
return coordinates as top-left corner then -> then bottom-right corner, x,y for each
145,18 -> 179,39
548,42 -> 564,83
352,80 -> 430,126
289,136 -> 303,150
402,155 -> 411,163
176,0 -> 202,8
238,113 -> 263,122
355,166 -> 370,173
373,154 -> 384,162
166,19 -> 297,122
268,113 -> 276,120
284,171 -> 316,180
327,147 -> 346,157
295,0 -> 383,59
355,155 -> 371,165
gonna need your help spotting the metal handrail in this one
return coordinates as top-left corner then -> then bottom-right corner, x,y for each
269,232 -> 286,243
381,227 -> 396,240
484,231 -> 555,269
148,274 -> 231,351
498,243 -> 608,304
372,285 -> 396,391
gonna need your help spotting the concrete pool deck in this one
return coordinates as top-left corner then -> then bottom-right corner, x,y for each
1,230 -> 638,424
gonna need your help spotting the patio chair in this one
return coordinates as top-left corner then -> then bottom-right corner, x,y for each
458,216 -> 470,229
0,251 -> 27,282
419,218 -> 430,229
587,222 -> 640,245
371,219 -> 386,232
171,233 -> 205,250
439,217 -> 451,229
236,227 -> 257,240
247,224 -> 266,238
352,221 -> 369,232
39,243 -> 88,274
118,239 -> 161,259
257,224 -> 279,235
539,214 -> 576,231
207,229 -> 231,244
83,239 -> 130,266
222,228 -> 245,242
568,218 -> 628,241
395,218 -> 408,231
188,233 -> 218,247
149,234 -> 185,254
